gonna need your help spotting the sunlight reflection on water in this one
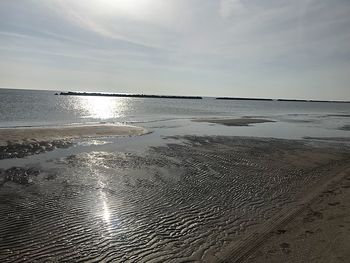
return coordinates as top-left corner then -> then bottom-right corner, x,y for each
77,96 -> 132,120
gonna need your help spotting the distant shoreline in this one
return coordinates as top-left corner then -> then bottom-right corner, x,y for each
55,91 -> 350,103
58,91 -> 203,100
216,97 -> 350,103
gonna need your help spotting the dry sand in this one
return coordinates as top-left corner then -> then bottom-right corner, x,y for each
0,124 -> 147,144
193,118 -> 275,126
233,167 -> 350,263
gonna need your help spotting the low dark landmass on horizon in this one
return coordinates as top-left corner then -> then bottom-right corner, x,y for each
58,91 -> 203,99
216,97 -> 350,103
55,91 -> 350,103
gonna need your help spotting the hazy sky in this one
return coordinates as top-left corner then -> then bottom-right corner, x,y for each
1,0 -> 350,99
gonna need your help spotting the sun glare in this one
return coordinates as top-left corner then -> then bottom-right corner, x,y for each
79,96 -> 130,120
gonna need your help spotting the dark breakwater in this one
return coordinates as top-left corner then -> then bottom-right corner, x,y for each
59,91 -> 202,100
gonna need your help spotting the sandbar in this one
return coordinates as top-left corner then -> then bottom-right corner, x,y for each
0,124 -> 147,144
193,118 -> 275,126
340,124 -> 350,131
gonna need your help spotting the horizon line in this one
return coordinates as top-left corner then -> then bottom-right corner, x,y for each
1,86 -> 350,103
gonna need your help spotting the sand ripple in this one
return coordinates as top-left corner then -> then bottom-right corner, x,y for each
0,136 -> 349,262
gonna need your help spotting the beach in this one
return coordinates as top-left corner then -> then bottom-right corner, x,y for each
1,124 -> 350,261
2,0 -> 350,260
1,90 -> 350,262
0,124 -> 147,160
246,170 -> 350,263
0,124 -> 147,144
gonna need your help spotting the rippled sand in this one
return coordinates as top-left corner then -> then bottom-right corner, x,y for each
246,170 -> 350,263
0,136 -> 349,262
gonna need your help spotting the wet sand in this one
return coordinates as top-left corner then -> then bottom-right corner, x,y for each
192,118 -> 275,126
0,124 -> 147,160
340,124 -> 350,131
1,135 -> 350,262
246,169 -> 350,263
0,124 -> 147,144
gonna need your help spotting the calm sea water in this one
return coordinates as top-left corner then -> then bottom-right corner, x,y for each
0,88 -> 349,139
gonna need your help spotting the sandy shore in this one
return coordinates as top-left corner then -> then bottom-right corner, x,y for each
1,135 -> 349,262
193,118 -> 275,126
0,124 -> 147,144
245,168 -> 350,263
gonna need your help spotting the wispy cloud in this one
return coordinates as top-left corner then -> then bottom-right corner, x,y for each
1,0 -> 350,99
219,0 -> 246,18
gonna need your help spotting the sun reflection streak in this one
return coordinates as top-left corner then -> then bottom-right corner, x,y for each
96,178 -> 111,224
78,96 -> 131,120
101,193 -> 111,223
80,153 -> 125,240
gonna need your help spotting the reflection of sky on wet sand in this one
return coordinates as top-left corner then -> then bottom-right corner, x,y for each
90,154 -> 122,235
97,187 -> 125,238
93,160 -> 111,226
101,192 -> 111,223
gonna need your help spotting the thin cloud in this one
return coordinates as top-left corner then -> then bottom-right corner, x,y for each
0,0 -> 350,99
220,0 -> 246,18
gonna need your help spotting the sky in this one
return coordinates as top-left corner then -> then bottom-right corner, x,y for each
0,0 -> 350,100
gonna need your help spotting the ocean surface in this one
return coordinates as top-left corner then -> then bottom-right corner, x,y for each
0,88 -> 350,140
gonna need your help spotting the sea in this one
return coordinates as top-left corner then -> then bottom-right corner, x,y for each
0,88 -> 350,140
